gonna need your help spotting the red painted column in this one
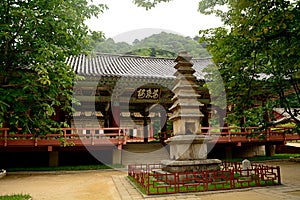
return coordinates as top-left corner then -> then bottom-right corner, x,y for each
111,101 -> 120,128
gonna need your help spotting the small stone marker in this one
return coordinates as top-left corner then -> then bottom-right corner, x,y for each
242,159 -> 251,176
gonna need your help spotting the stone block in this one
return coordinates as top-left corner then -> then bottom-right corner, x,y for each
160,159 -> 221,173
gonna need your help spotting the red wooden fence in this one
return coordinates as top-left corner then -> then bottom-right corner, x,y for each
0,127 -> 127,149
0,126 -> 298,148
159,126 -> 299,144
128,161 -> 281,195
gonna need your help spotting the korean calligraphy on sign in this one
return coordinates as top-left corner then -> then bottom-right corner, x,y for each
136,88 -> 160,100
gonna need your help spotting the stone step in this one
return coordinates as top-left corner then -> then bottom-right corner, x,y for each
121,143 -> 170,167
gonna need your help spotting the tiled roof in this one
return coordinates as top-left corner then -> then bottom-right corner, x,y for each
272,108 -> 300,124
66,53 -> 212,80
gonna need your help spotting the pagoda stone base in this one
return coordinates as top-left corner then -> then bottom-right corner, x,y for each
166,135 -> 211,160
160,159 -> 221,173
155,159 -> 221,183
162,135 -> 221,173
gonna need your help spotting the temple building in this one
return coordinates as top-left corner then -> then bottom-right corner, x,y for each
2,52 -> 293,168
66,53 -> 213,142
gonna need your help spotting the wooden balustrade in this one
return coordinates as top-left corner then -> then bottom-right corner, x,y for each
0,126 -> 298,148
202,126 -> 298,143
159,126 -> 299,143
0,127 -> 127,148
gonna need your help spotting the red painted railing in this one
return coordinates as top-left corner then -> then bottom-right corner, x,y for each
0,126 -> 298,148
203,126 -> 298,143
0,127 -> 127,149
159,126 -> 299,143
128,162 -> 281,195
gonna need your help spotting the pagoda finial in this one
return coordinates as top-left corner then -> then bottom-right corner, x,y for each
175,50 -> 192,62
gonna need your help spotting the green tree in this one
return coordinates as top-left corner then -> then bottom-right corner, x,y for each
133,0 -> 172,10
94,38 -> 132,54
93,32 -> 210,58
0,0 -> 106,134
198,0 -> 300,127
133,32 -> 210,58
125,47 -> 176,57
133,0 -> 300,129
84,31 -> 106,51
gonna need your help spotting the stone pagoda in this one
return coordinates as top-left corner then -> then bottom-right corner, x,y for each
160,51 -> 221,173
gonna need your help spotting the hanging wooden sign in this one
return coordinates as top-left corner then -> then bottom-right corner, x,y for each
136,88 -> 161,100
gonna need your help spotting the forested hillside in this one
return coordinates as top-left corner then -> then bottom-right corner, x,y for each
92,32 -> 210,58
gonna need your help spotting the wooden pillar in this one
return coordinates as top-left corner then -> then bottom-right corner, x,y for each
111,101 -> 120,128
140,108 -> 149,143
143,116 -> 148,143
104,103 -> 110,128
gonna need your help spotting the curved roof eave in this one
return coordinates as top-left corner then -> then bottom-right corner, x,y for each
66,53 -> 212,80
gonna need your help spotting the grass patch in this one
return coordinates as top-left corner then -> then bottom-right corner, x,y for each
128,176 -> 147,194
0,194 -> 31,200
223,153 -> 300,162
6,164 -> 124,172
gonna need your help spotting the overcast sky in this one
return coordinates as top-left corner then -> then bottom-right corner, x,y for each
85,0 -> 223,43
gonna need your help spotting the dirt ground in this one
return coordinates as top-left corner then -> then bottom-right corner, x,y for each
0,161 -> 300,200
0,170 -> 125,200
